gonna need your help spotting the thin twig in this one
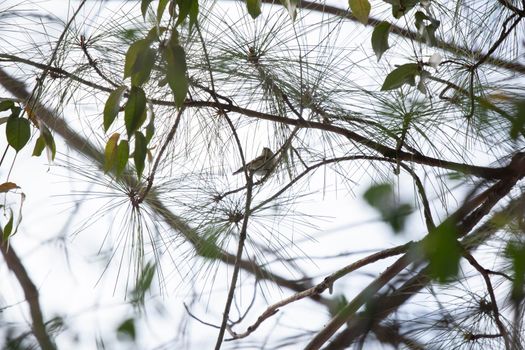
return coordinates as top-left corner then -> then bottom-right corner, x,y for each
463,250 -> 511,350
226,242 -> 412,341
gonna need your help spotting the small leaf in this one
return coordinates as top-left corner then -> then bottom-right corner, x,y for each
141,0 -> 154,19
3,210 -> 13,242
0,182 -> 19,193
134,131 -> 147,178
104,133 -> 120,173
125,86 -> 147,137
510,100 -> 525,140
40,124 -> 56,161
363,183 -> 392,209
371,21 -> 391,61
131,47 -> 156,87
165,31 -> 189,108
116,318 -> 136,341
0,100 -> 14,112
246,0 -> 262,19
103,85 -> 127,131
381,63 -> 419,91
32,135 -> 46,157
280,0 -> 299,20
145,111 -> 155,144
189,0 -> 199,27
157,0 -> 170,22
505,241 -> 525,303
6,117 -> 31,152
124,40 -> 151,80
349,0 -> 371,25
115,140 -> 129,177
423,220 -> 461,283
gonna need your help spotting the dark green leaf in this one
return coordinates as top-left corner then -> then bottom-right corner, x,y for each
6,117 -> 30,152
176,0 -> 192,26
165,32 -> 189,108
124,40 -> 153,80
103,85 -> 127,131
381,63 -> 419,91
386,203 -> 411,233
157,0 -> 170,22
349,0 -> 371,25
141,0 -> 154,19
424,22 -> 439,46
10,106 -> 21,118
0,100 -> 14,112
116,318 -> 136,341
3,210 -> 13,242
414,11 -> 428,30
134,131 -> 147,178
510,100 -> 525,140
145,111 -> 155,144
125,86 -> 147,137
131,46 -> 155,87
189,0 -> 199,28
371,21 -> 391,61
246,0 -> 262,19
363,183 -> 392,208
505,241 -> 525,303
104,133 -> 120,173
115,140 -> 129,177
423,220 -> 461,283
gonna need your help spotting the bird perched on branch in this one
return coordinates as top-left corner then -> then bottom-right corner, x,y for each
233,147 -> 276,176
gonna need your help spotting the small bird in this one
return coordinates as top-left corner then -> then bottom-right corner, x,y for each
233,147 -> 276,176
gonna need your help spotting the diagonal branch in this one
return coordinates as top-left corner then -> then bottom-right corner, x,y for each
1,242 -> 56,350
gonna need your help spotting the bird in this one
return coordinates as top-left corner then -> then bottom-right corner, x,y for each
233,147 -> 276,176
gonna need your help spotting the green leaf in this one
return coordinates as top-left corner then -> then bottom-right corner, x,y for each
0,100 -> 14,112
116,318 -> 136,341
103,85 -> 127,131
131,47 -> 155,87
371,21 -> 391,61
381,63 -> 419,91
157,0 -> 170,22
32,135 -> 46,157
125,86 -> 147,137
505,241 -> 525,303
389,0 -> 419,18
115,140 -> 129,177
349,0 -> 371,25
423,220 -> 461,283
6,117 -> 30,152
141,0 -> 154,19
134,131 -> 147,178
104,133 -> 120,173
3,210 -> 13,242
189,0 -> 199,27
510,100 -> 525,140
165,32 -> 189,108
246,0 -> 262,19
145,111 -> 155,144
363,183 -> 392,208
124,39 -> 155,85
40,124 -> 56,161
